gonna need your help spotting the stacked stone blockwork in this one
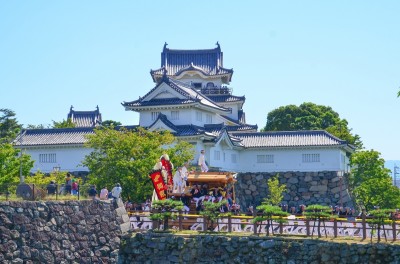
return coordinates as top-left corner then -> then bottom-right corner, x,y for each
235,171 -> 353,210
0,200 -> 130,263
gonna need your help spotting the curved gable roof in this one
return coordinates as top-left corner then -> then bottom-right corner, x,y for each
150,43 -> 233,82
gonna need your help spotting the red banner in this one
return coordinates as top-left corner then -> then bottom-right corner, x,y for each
149,169 -> 167,200
161,157 -> 173,186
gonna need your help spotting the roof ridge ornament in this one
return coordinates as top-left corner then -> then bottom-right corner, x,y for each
216,41 -> 220,49
161,68 -> 169,83
163,42 -> 168,51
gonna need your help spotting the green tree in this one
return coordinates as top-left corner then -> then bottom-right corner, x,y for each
304,204 -> 336,238
82,126 -> 194,202
349,150 -> 400,211
150,199 -> 183,231
200,200 -> 229,231
0,143 -> 34,192
24,170 -> 67,186
262,175 -> 286,206
262,102 -> 362,149
0,109 -> 20,144
253,204 -> 289,236
367,208 -> 396,242
52,118 -> 75,128
101,120 -> 122,127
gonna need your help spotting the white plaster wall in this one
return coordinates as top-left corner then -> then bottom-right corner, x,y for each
140,109 -> 194,127
236,148 -> 345,173
24,146 -> 93,173
209,144 -> 240,172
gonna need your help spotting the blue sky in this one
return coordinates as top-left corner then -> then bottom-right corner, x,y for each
1,1 -> 399,160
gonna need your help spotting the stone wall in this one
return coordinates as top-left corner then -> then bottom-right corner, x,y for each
0,200 -> 130,264
235,171 -> 353,211
121,233 -> 400,264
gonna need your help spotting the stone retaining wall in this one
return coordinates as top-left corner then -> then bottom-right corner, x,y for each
121,233 -> 400,264
0,200 -> 130,264
235,171 -> 354,210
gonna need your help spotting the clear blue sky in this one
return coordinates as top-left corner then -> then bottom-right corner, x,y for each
1,1 -> 399,160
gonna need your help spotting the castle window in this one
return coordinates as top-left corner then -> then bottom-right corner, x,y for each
192,82 -> 202,88
151,112 -> 160,121
257,154 -> 274,163
206,82 -> 215,88
171,111 -> 179,120
39,153 -> 57,163
302,154 -> 320,163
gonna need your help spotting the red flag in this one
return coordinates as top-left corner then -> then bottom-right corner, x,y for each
149,169 -> 167,200
161,157 -> 173,186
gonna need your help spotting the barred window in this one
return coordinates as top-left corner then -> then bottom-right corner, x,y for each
39,153 -> 56,163
151,112 -> 160,121
257,154 -> 274,163
302,154 -> 320,163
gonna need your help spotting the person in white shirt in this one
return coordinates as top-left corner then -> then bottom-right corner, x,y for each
111,183 -> 122,200
180,162 -> 189,189
198,150 -> 208,172
172,167 -> 183,193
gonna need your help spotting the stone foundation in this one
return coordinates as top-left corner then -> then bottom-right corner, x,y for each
235,171 -> 353,210
120,233 -> 400,264
0,200 -> 130,263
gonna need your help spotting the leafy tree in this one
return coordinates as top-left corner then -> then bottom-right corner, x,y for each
24,170 -> 67,186
200,200 -> 230,231
349,150 -> 400,211
304,204 -> 336,238
0,143 -> 34,192
262,175 -> 286,206
82,126 -> 194,202
367,208 -> 396,242
253,204 -> 289,236
262,102 -> 362,149
150,199 -> 183,231
101,120 -> 122,127
0,109 -> 20,144
52,118 -> 75,128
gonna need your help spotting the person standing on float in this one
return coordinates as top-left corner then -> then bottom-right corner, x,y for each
198,150 -> 208,172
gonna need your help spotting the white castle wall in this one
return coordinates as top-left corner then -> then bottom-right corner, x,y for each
24,146 -> 92,173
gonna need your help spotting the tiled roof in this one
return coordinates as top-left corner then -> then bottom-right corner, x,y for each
206,95 -> 245,103
232,130 -> 348,148
174,125 -> 205,137
150,43 -> 233,81
67,106 -> 102,127
13,125 -> 140,147
204,123 -> 258,137
14,128 -> 95,146
122,98 -> 199,107
122,76 -> 230,113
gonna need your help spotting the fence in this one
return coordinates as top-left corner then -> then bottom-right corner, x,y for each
128,211 -> 400,241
